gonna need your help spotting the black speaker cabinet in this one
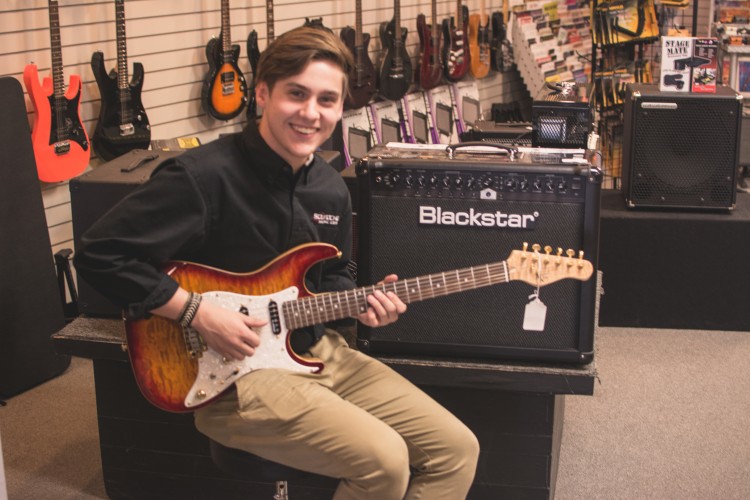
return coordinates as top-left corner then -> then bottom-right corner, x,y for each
0,77 -> 70,397
356,145 -> 601,364
70,149 -> 183,316
622,84 -> 743,210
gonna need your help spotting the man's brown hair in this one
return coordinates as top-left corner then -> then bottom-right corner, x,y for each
256,26 -> 354,98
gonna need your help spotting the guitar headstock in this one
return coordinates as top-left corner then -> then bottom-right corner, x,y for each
506,243 -> 593,287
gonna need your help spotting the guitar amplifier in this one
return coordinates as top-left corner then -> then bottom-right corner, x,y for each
356,144 -> 601,363
621,84 -> 742,210
459,120 -> 533,146
70,149 -> 183,316
532,82 -> 593,149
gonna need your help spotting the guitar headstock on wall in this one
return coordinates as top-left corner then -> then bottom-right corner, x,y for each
506,243 -> 594,287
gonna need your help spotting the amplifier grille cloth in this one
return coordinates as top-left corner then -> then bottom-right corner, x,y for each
361,195 -> 586,352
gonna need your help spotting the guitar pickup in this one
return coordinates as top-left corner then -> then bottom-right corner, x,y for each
54,141 -> 71,155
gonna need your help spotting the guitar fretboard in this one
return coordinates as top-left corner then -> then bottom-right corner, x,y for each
115,0 -> 133,124
282,260 -> 509,330
221,0 -> 231,56
48,0 -> 64,99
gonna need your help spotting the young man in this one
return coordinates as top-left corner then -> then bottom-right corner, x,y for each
75,27 -> 479,499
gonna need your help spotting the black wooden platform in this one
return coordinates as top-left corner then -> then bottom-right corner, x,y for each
53,318 -> 596,500
598,190 -> 750,331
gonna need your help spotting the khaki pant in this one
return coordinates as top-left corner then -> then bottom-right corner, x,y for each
195,329 -> 479,499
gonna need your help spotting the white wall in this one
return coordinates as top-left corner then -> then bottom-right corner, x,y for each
1,0 -> 526,261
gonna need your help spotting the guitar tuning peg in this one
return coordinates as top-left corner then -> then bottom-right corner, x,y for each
578,250 -> 585,268
532,243 -> 541,253
522,242 -> 529,252
566,249 -> 575,266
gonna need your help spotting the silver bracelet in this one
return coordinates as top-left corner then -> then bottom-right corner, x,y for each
179,292 -> 202,328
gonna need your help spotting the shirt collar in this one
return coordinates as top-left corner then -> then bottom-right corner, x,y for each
241,120 -> 316,185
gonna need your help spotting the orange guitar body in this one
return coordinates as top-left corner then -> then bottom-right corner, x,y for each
468,13 -> 491,79
208,60 -> 247,118
125,243 -> 337,413
23,64 -> 90,182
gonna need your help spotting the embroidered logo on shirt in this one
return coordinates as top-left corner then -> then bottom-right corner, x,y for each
313,213 -> 340,226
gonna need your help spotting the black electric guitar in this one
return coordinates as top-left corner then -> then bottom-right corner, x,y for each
201,0 -> 247,120
379,0 -> 413,101
490,1 -> 514,72
442,0 -> 470,82
340,0 -> 378,109
246,0 -> 272,118
91,0 -> 150,161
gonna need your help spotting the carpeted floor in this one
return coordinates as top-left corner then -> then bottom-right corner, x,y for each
1,325 -> 749,499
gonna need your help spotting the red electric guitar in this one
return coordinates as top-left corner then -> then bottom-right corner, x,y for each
442,0 -> 470,82
23,0 -> 90,183
201,0 -> 247,120
124,242 -> 593,412
340,0 -> 378,109
417,0 -> 443,91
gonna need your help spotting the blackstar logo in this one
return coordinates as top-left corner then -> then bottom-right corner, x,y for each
419,206 -> 538,228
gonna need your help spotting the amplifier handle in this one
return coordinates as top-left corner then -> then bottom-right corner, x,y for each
446,142 -> 518,160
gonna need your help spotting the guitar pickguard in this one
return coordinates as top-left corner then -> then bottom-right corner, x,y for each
184,287 -> 321,408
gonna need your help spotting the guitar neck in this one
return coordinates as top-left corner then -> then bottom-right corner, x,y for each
267,0 -> 274,43
354,0 -> 362,47
456,0 -> 463,26
221,0 -> 231,54
430,0 -> 438,36
115,0 -> 129,90
48,0 -> 65,98
393,0 -> 401,44
283,260 -> 509,330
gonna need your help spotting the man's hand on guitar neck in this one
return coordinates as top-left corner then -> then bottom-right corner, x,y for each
357,274 -> 407,328
151,288 -> 264,361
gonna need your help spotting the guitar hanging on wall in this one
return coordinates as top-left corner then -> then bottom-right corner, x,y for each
416,0 -> 443,91
442,0 -> 470,82
23,0 -> 90,183
91,0 -> 150,161
468,0 -> 491,79
201,0 -> 247,120
379,0 -> 413,101
340,0 -> 378,109
245,0 -> 272,118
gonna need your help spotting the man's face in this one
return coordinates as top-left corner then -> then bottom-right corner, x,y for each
256,60 -> 345,169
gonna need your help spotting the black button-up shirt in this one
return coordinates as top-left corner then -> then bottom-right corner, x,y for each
75,121 -> 354,345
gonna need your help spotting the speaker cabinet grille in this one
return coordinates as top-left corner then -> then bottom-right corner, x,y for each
622,84 -> 742,210
356,153 -> 600,363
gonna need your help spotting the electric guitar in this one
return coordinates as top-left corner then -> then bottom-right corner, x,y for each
490,7 -> 514,73
124,242 -> 593,413
468,0 -> 491,79
340,0 -> 378,109
416,0 -> 443,91
442,0 -> 470,82
201,0 -> 247,120
23,0 -> 90,183
91,0 -> 150,161
245,0 -> 272,118
379,0 -> 413,101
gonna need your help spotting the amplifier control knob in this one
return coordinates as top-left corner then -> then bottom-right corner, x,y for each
557,180 -> 567,191
405,174 -> 414,187
466,176 -> 476,189
519,179 -> 529,191
417,175 -> 426,187
375,175 -> 383,184
442,176 -> 451,188
505,178 -> 517,190
532,179 -> 542,191
390,174 -> 401,186
454,176 -> 463,188
429,174 -> 439,186
481,176 -> 494,188
545,180 -> 555,192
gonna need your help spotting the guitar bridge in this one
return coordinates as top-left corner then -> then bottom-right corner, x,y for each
119,123 -> 135,136
54,141 -> 71,155
183,326 -> 207,358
